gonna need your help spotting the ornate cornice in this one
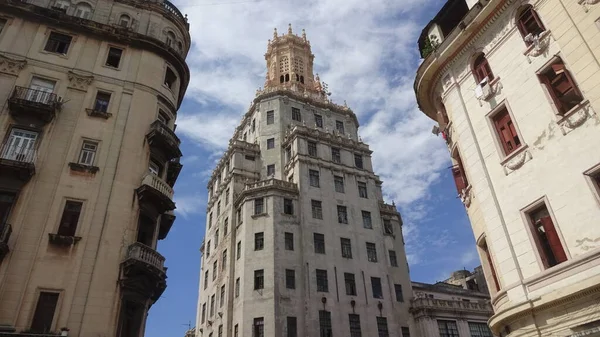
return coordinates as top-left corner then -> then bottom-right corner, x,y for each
67,71 -> 94,92
0,53 -> 26,77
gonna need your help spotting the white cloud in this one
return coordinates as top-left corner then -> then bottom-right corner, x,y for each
174,194 -> 207,218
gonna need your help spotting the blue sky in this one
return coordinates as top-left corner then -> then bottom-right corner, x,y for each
146,0 -> 482,336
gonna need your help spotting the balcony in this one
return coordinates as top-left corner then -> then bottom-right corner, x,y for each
0,224 -> 12,261
0,142 -> 36,182
8,87 -> 60,123
158,210 -> 176,240
120,242 -> 167,302
146,121 -> 182,161
410,297 -> 494,315
136,173 -> 175,215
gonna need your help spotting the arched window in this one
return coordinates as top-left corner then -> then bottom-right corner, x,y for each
285,74 -> 290,82
54,0 -> 70,10
517,5 -> 545,43
472,53 -> 494,83
280,75 -> 284,84
119,14 -> 131,28
74,2 -> 92,19
177,41 -> 183,52
300,76 -> 304,84
166,31 -> 176,48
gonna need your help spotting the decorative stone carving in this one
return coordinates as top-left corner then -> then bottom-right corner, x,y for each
0,53 -> 26,76
579,0 -> 600,12
67,71 -> 94,91
558,102 -> 596,135
524,31 -> 551,63
460,186 -> 472,208
575,237 -> 600,252
503,147 -> 531,174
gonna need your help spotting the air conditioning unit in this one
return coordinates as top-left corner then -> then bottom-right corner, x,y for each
475,78 -> 492,100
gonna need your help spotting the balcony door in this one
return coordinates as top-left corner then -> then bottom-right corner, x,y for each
2,128 -> 38,162
27,77 -> 55,104
0,192 -> 15,225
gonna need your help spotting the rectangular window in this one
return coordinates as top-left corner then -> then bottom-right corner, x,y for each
314,114 -> 323,128
492,107 -> 521,156
341,238 -> 352,258
285,232 -> 294,250
314,233 -> 325,254
307,141 -> 317,157
245,155 -> 255,161
235,277 -> 240,297
267,138 -> 275,149
319,310 -> 332,336
311,200 -> 323,219
234,325 -> 239,337
362,211 -> 372,229
255,232 -> 264,251
334,175 -> 345,193
267,164 -> 275,176
220,285 -> 225,308
218,325 -> 223,337
438,320 -> 460,337
57,200 -> 82,237
254,269 -> 264,290
292,107 -> 301,121
206,240 -> 211,258
285,146 -> 292,162
225,190 -> 230,205
451,153 -> 469,195
93,91 -> 111,112
354,154 -> 363,169
204,271 -> 209,289
383,219 -> 393,235
201,303 -> 206,323
336,120 -> 345,134
316,269 -> 328,292
284,198 -> 294,215
358,182 -> 368,198
267,110 -> 274,124
481,240 -> 500,291
401,327 -> 411,337
208,212 -> 212,229
210,294 -> 215,316
251,119 -> 256,132
0,192 -> 15,227
215,229 -> 219,246
538,58 -> 583,115
331,147 -> 341,163
236,241 -> 241,260
309,169 -> 320,187
468,322 -> 493,337
224,218 -> 229,235
253,317 -> 264,337
222,250 -> 227,270
78,140 -> 98,166
44,32 -> 72,54
349,314 -> 362,337
217,201 -> 221,215
345,273 -> 357,296
212,261 -> 217,280
105,47 -> 123,68
285,269 -> 296,289
254,198 -> 264,215
389,250 -> 398,267
287,317 -> 297,337
366,242 -> 378,262
371,277 -> 383,299
394,284 -> 404,302
528,204 -> 567,268
377,317 -> 389,337
164,67 -> 177,90
30,292 -> 59,333
337,205 -> 348,224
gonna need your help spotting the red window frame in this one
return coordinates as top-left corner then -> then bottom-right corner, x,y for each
472,53 -> 494,83
529,206 -> 567,268
451,153 -> 469,195
492,108 -> 521,156
481,241 -> 500,291
538,59 -> 583,115
517,6 -> 545,44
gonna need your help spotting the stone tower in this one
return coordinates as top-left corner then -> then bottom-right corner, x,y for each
196,26 -> 413,337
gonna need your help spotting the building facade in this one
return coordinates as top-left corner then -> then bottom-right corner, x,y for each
0,0 -> 190,336
415,0 -> 600,336
195,26 -> 413,337
411,269 -> 494,337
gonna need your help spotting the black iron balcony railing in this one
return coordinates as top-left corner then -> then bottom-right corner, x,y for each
146,120 -> 182,160
8,86 -> 59,123
10,86 -> 58,107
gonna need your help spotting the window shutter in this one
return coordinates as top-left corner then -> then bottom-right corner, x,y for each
539,216 -> 567,264
451,166 -> 466,194
482,243 -> 500,291
539,73 -> 564,114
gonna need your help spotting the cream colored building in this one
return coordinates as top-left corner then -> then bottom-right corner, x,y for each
0,0 -> 190,336
415,0 -> 600,336
195,26 -> 413,337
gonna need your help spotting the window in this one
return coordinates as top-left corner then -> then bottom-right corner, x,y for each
164,67 -> 177,90
394,284 -> 404,302
284,198 -> 294,215
234,325 -> 239,337
285,146 -> 292,162
336,205 -> 348,224
517,5 -> 545,43
311,200 -> 323,219
225,190 -> 230,205
334,176 -> 345,193
538,58 -> 584,115
235,278 -> 240,297
287,317 -> 297,337
119,14 -> 131,27
401,327 -> 411,337
204,270 -> 209,289
201,303 -> 206,323
208,212 -> 212,229
469,322 -> 493,337
371,277 -> 383,299
308,141 -> 317,157
377,317 -> 389,337
331,147 -> 341,163
93,91 -> 111,112
149,159 -> 162,176
528,204 -> 567,268
224,218 -> 229,235
354,154 -> 363,169
319,310 -> 332,337
336,120 -> 345,134
480,240 -> 500,291
253,317 -> 264,337
267,110 -> 274,124
57,200 -> 82,236
438,320 -> 459,337
78,141 -> 98,166
215,229 -> 219,246
285,269 -> 296,289
251,119 -> 256,132
358,182 -> 368,198
217,201 -> 221,215
245,155 -> 255,161
0,19 -> 6,34
74,3 -> 92,18
267,138 -> 275,149
212,261 -> 217,280
0,192 -> 15,226
166,31 -> 176,47
362,211 -> 372,229
383,219 -> 393,235
105,47 -> 123,68
254,269 -> 264,290
222,250 -> 227,270
267,164 -> 275,176
220,285 -> 225,307
116,299 -> 144,337
285,232 -> 294,250
254,232 -> 264,250
30,292 -> 59,333
341,238 -> 352,258
314,114 -> 323,128
309,170 -> 320,187
314,233 -> 325,254
492,107 -> 521,156
349,314 -> 362,337
254,198 -> 264,215
472,53 -> 494,83
44,32 -> 72,54
218,325 -> 223,337
366,242 -> 377,262
243,132 -> 247,141
389,250 -> 398,267
451,153 -> 469,195
344,272 -> 357,296
210,294 -> 215,316
316,269 -> 329,292
292,107 -> 301,121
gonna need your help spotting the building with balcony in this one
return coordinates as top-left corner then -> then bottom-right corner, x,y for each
195,26 -> 413,337
0,0 -> 190,335
415,0 -> 600,336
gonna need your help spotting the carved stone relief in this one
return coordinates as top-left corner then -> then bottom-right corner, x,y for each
558,103 -> 596,136
503,148 -> 531,175
575,237 -> 600,253
0,53 -> 26,76
67,71 -> 94,91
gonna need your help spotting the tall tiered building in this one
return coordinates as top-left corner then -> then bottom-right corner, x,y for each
196,25 -> 413,337
415,0 -> 600,336
0,0 -> 190,336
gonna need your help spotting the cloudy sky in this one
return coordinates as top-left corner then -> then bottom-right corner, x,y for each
146,0 -> 481,335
